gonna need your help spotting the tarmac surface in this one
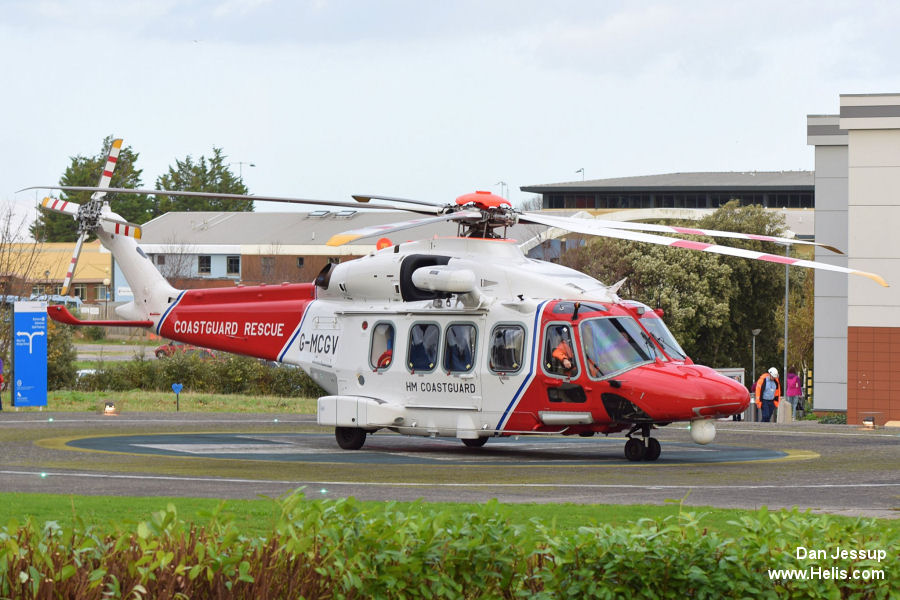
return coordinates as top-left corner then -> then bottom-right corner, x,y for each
1,411 -> 898,518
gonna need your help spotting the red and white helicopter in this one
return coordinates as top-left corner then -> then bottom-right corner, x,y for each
25,139 -> 887,461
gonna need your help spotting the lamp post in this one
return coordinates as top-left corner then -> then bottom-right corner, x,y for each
230,161 -> 255,179
752,328 -> 761,422
751,328 -> 761,381
575,168 -> 584,181
44,270 -> 50,299
495,181 -> 508,199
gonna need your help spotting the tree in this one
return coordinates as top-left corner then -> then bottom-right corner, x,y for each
562,236 -> 735,366
693,202 -> 788,376
775,265 -> 814,373
0,203 -> 44,371
154,148 -> 253,213
560,201 -> 790,371
30,136 -> 150,242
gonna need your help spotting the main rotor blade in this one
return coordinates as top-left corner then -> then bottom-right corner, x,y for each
521,211 -> 843,254
326,210 -> 483,246
61,232 -> 86,296
520,212 -> 888,287
352,193 -> 449,209
21,186 -> 442,215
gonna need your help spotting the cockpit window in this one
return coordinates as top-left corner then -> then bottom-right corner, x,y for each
640,315 -> 687,360
579,317 -> 655,379
543,324 -> 578,377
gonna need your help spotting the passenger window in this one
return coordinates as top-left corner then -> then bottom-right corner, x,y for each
369,322 -> 395,371
407,323 -> 440,372
543,324 -> 578,377
444,324 -> 477,373
489,325 -> 525,374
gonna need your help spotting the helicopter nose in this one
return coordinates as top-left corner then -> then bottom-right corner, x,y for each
696,368 -> 750,417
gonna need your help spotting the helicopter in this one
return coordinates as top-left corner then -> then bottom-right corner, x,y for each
23,139 -> 888,461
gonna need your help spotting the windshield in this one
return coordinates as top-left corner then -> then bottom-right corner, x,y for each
579,317 -> 655,379
640,315 -> 687,360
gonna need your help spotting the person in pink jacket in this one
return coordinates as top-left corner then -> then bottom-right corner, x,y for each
785,367 -> 803,419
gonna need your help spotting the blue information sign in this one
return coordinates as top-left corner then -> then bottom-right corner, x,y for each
13,301 -> 48,407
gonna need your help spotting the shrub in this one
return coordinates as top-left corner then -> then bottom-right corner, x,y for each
1,495 -> 897,599
76,355 -> 324,398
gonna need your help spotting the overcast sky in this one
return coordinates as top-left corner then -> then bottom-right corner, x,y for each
2,0 -> 898,224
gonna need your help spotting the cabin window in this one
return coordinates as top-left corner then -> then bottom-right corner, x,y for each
489,324 -> 525,374
369,322 -> 395,371
543,324 -> 578,377
198,255 -> 211,274
579,317 -> 654,379
443,323 -> 476,373
407,323 -> 440,372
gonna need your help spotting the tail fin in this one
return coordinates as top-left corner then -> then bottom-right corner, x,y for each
97,205 -> 180,323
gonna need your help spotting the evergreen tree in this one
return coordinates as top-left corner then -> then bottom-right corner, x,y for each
30,136 -> 150,242
561,201 -> 789,371
154,148 -> 253,213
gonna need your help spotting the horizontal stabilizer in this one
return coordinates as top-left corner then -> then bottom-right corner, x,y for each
48,305 -> 153,328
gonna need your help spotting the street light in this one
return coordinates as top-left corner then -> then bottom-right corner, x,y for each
751,328 -> 761,381
575,168 -> 584,181
495,181 -> 508,199
751,328 -> 761,422
230,161 -> 255,179
44,270 -> 50,299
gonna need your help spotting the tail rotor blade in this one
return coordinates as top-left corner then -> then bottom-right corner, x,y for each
91,138 -> 123,201
40,196 -> 80,217
99,218 -> 142,239
61,233 -> 86,296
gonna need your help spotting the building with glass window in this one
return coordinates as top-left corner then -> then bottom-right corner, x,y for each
522,171 -> 814,211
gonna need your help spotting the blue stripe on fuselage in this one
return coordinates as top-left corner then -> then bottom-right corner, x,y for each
497,300 -> 547,431
156,290 -> 186,335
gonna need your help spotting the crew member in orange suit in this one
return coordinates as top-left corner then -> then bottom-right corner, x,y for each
755,367 -> 781,423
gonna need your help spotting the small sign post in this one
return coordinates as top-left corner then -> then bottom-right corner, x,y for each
12,301 -> 48,409
172,383 -> 183,411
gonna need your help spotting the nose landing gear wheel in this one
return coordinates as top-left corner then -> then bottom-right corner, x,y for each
624,437 -> 645,461
335,427 -> 367,450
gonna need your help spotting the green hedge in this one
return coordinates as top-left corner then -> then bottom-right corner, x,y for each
1,493 -> 896,599
76,354 -> 324,398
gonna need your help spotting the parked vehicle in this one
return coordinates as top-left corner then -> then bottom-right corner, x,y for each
154,341 -> 216,360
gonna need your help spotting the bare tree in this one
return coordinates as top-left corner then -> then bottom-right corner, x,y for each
153,234 -> 199,283
0,202 -> 44,368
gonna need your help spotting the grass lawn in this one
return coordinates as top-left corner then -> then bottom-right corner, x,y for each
4,491 -> 883,540
3,389 -> 318,413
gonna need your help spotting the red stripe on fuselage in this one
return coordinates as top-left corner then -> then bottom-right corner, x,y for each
157,283 -> 317,361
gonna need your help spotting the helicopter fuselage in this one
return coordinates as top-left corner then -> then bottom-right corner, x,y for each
145,237 -> 750,453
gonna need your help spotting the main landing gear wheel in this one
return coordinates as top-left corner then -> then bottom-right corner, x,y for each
335,427 -> 367,450
644,437 -> 661,461
624,437 -> 645,461
461,437 -> 488,448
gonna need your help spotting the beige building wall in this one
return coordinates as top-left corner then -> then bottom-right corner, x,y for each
806,115 -> 848,411
840,93 -> 900,424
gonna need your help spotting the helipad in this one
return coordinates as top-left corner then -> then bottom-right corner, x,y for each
66,432 -> 789,466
